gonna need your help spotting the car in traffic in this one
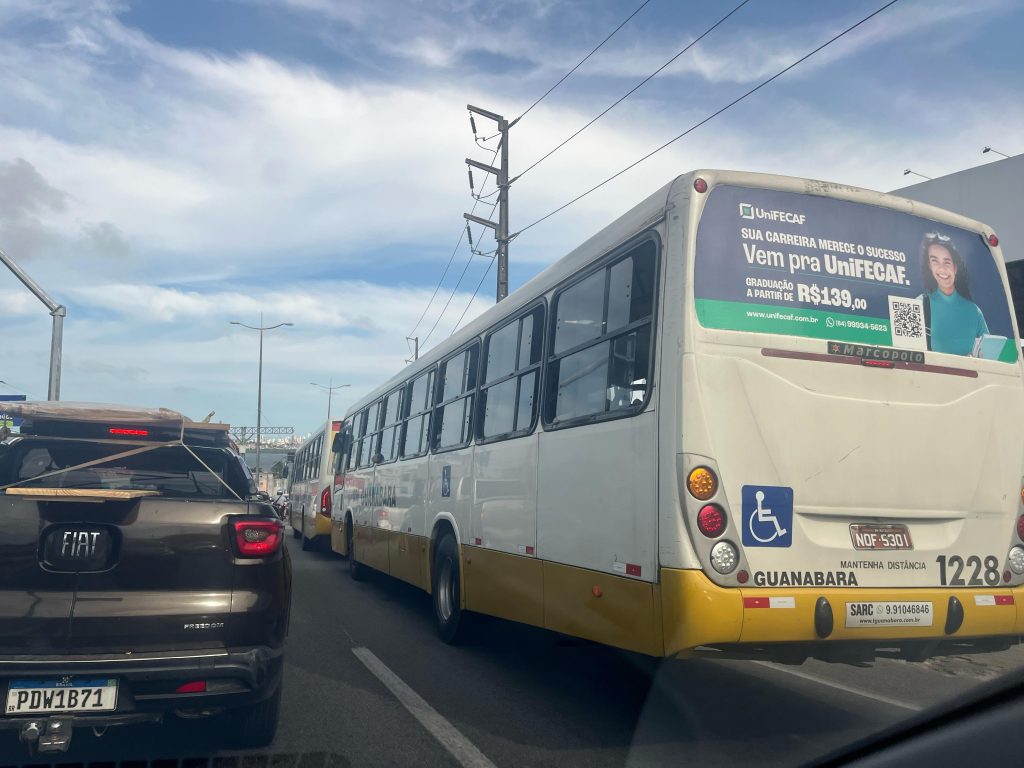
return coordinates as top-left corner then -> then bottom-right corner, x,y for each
0,402 -> 291,755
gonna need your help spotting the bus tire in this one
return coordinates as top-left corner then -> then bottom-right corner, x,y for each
348,521 -> 368,581
432,533 -> 464,644
291,508 -> 301,539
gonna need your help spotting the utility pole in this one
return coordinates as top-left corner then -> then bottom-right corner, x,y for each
464,104 -> 511,302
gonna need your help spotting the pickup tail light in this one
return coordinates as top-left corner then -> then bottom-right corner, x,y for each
320,487 -> 332,517
232,519 -> 284,558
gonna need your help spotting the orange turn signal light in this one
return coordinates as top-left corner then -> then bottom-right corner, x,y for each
687,467 -> 718,500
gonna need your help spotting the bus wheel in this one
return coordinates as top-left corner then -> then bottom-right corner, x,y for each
291,509 -> 301,539
348,522 -> 367,581
432,533 -> 463,644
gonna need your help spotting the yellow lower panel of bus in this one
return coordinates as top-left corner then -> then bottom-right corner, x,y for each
330,521 -> 348,557
390,532 -> 429,590
462,546 -> 543,628
313,514 -> 333,538
659,568 -> 744,654
353,524 -> 390,572
543,561 -> 663,656
660,568 -> 1024,655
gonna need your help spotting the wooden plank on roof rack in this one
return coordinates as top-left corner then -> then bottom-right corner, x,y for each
3,488 -> 161,500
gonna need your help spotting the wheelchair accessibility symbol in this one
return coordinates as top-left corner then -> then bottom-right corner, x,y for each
741,485 -> 793,547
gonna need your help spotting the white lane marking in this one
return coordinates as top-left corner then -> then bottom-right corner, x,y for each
750,661 -> 923,712
352,646 -> 498,768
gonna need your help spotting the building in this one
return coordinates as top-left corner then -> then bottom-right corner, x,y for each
891,153 -> 1024,327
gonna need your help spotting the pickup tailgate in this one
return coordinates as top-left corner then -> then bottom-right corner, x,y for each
67,497 -> 237,653
0,495 -> 75,653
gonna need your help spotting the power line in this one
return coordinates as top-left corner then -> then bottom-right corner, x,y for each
513,0 -> 751,183
515,0 -> 654,125
511,0 -> 901,239
407,145 -> 500,342
421,200 -> 500,348
451,255 -> 497,336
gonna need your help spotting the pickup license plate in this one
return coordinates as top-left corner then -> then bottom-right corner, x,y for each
5,679 -> 118,715
845,601 -> 933,628
849,524 -> 913,550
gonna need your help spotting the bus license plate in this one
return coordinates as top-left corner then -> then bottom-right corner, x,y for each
849,524 -> 913,550
845,601 -> 933,628
5,679 -> 118,715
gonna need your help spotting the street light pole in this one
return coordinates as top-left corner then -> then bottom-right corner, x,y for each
982,146 -> 1012,159
0,247 -> 66,400
903,168 -> 932,181
311,378 -> 351,424
231,314 -> 293,491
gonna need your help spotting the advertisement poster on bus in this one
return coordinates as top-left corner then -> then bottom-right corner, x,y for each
694,184 -> 1017,362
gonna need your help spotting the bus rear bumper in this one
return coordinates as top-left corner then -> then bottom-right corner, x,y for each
660,568 -> 1024,661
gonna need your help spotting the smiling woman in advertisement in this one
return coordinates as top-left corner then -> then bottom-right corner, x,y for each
919,232 -> 989,355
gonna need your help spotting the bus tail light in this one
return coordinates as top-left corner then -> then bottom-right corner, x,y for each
693,178 -> 708,193
1016,515 -> 1024,542
320,487 -> 332,517
687,467 -> 718,500
1008,547 -> 1024,575
697,504 -> 726,538
710,541 -> 738,574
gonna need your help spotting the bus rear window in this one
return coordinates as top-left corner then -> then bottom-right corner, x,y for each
693,184 -> 1017,363
2,440 -> 253,499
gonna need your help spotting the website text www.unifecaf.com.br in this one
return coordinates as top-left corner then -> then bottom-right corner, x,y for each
744,309 -> 819,324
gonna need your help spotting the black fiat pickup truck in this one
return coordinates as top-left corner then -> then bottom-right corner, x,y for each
0,403 -> 291,754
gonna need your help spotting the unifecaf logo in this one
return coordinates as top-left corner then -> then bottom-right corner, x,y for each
739,203 -> 754,219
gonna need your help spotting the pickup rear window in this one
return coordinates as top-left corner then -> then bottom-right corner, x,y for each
0,439 -> 255,500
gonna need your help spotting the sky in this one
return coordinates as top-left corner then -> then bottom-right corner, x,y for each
1,0 -> 1022,436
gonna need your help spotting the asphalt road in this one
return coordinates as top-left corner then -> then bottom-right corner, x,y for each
3,536 -> 1023,766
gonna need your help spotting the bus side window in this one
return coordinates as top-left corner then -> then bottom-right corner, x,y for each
352,408 -> 368,469
545,240 -> 658,425
378,387 -> 404,463
401,368 -> 434,459
435,344 -> 479,451
479,305 -> 544,441
361,401 -> 382,466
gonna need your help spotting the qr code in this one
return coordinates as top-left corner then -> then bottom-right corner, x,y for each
887,296 -> 926,350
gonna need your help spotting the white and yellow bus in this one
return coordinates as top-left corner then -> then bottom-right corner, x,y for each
331,169 -> 1024,661
288,420 -> 341,551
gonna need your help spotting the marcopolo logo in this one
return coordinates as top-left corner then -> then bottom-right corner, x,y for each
738,202 -> 807,225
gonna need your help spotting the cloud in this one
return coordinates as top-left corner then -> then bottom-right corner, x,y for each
81,221 -> 131,259
0,158 -> 67,259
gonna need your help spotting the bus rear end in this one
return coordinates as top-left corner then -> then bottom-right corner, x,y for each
666,170 -> 1024,662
